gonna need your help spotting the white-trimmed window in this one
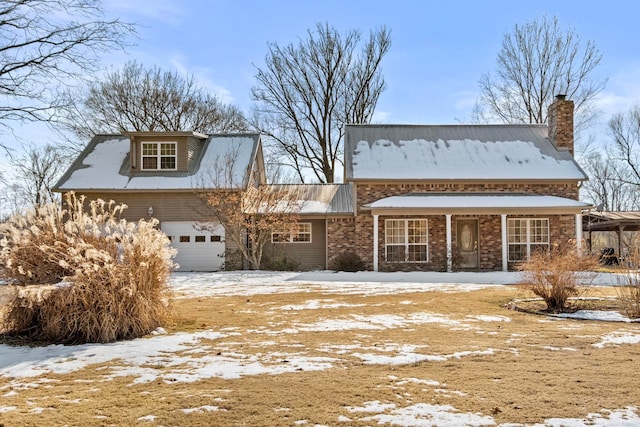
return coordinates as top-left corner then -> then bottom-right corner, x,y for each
508,218 -> 549,261
385,219 -> 428,263
272,223 -> 312,243
141,142 -> 177,170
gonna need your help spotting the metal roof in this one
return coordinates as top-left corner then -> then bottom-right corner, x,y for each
584,211 -> 640,231
267,183 -> 353,215
344,124 -> 587,181
54,133 -> 262,191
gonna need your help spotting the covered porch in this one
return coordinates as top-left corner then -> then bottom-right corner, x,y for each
364,193 -> 592,272
583,211 -> 640,262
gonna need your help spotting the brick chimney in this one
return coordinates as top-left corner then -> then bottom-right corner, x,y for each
547,94 -> 574,156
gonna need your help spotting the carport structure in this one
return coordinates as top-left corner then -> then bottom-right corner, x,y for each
583,211 -> 640,259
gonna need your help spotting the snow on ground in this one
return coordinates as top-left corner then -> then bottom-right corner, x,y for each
168,269 -> 622,298
1,270 -> 639,425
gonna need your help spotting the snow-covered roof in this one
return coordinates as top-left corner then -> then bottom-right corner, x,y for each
344,124 -> 588,181
55,133 -> 261,191
365,193 -> 591,214
267,184 -> 353,215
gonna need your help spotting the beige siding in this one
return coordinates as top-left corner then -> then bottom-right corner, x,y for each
263,219 -> 327,270
76,192 -> 213,223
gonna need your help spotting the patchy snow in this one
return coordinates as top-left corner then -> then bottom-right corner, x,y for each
58,135 -> 257,190
351,402 -> 495,426
168,270 -> 623,299
592,332 -> 640,348
350,137 -> 585,180
1,270 -> 638,426
181,405 -> 222,413
467,315 -> 512,322
522,407 -> 640,427
556,310 -> 637,323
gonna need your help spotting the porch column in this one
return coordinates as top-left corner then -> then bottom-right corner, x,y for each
501,214 -> 508,271
446,214 -> 452,272
373,214 -> 379,272
575,213 -> 583,253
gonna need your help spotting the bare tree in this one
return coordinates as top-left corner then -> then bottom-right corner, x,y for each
0,0 -> 134,137
59,61 -> 248,144
10,143 -> 70,208
581,150 -> 640,211
197,152 -> 301,270
474,15 -> 605,135
608,105 -> 640,186
251,22 -> 391,183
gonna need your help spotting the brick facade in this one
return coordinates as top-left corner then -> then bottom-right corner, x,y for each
349,210 -> 578,272
355,181 -> 579,207
548,95 -> 575,156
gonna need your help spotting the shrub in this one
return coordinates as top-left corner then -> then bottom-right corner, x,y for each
517,243 -> 599,313
616,241 -> 640,319
0,193 -> 176,343
329,252 -> 366,272
261,254 -> 300,271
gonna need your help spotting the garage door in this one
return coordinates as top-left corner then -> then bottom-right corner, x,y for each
160,221 -> 225,271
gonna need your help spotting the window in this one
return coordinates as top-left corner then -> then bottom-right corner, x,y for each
179,235 -> 190,243
508,218 -> 549,261
272,223 -> 312,243
195,236 -> 206,243
385,219 -> 428,263
141,142 -> 177,170
210,235 -> 221,242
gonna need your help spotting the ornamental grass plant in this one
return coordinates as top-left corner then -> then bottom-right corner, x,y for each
0,193 -> 176,344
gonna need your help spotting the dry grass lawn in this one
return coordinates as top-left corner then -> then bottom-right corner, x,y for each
1,284 -> 639,426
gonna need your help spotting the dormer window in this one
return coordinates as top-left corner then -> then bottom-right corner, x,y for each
141,142 -> 177,170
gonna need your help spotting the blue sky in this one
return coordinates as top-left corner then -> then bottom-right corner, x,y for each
98,0 -> 640,129
3,0 -> 640,178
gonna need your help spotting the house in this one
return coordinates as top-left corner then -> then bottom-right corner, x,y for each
54,95 -> 591,272
54,131 -> 266,271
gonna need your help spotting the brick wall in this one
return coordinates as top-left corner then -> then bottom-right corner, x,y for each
327,217 -> 357,266
548,95 -> 575,156
355,181 -> 580,207
347,211 -> 577,272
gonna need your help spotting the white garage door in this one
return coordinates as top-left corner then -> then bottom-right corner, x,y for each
160,221 -> 225,271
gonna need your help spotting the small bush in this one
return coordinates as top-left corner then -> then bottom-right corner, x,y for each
616,242 -> 640,319
261,254 -> 300,271
329,252 -> 366,272
0,193 -> 176,344
517,243 -> 599,313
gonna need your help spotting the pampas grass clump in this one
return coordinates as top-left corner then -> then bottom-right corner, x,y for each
0,193 -> 176,343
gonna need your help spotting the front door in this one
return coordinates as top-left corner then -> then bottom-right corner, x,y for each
457,219 -> 479,269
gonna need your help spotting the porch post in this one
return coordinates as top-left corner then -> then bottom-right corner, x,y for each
501,214 -> 508,271
575,213 -> 583,253
373,214 -> 379,272
446,214 -> 452,272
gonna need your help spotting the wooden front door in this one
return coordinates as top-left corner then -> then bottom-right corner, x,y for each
457,219 -> 479,269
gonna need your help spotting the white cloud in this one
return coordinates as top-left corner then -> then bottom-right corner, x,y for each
594,61 -> 640,117
372,111 -> 392,123
170,56 -> 236,104
104,0 -> 187,27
